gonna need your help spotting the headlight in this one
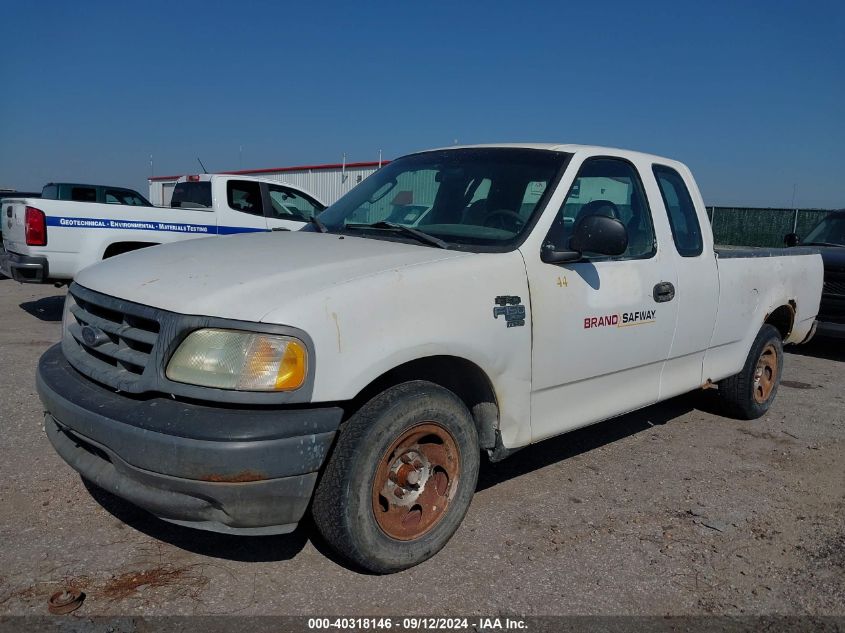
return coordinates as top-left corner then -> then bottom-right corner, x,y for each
166,328 -> 307,391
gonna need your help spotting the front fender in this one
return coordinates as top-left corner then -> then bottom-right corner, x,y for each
261,251 -> 535,448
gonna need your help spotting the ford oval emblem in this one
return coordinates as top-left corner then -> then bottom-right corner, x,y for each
80,325 -> 108,347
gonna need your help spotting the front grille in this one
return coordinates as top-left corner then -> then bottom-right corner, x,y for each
63,284 -> 162,393
823,277 -> 845,297
60,282 -> 313,405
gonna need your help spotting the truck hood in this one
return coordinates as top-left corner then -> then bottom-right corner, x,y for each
74,232 -> 469,321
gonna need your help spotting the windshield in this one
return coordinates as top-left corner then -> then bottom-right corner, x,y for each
171,181 -> 212,209
804,214 -> 845,247
311,148 -> 569,250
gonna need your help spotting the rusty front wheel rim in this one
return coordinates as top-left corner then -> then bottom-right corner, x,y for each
371,422 -> 461,541
753,343 -> 778,404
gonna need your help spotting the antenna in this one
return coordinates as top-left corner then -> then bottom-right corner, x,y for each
197,157 -> 209,174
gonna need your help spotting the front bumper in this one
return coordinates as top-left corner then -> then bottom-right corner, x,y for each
0,249 -> 49,283
37,344 -> 343,535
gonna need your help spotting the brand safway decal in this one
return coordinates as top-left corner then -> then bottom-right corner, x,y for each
45,216 -> 266,235
584,309 -> 656,329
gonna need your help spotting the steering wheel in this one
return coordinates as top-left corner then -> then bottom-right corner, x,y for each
483,209 -> 525,233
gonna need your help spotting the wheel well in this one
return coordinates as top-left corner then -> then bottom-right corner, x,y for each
765,303 -> 795,340
347,356 -> 500,449
102,241 -> 159,259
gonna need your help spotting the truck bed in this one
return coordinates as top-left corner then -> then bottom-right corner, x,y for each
715,246 -> 820,258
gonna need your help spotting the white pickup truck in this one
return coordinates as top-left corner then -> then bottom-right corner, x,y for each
1,174 -> 324,283
36,144 -> 823,573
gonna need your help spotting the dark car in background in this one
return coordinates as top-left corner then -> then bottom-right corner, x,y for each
787,210 -> 845,338
41,182 -> 152,206
1,190 -> 41,201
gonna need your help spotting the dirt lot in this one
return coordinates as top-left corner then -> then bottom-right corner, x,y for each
0,278 -> 842,617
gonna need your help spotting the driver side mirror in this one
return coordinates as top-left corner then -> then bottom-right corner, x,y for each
784,232 -> 800,247
541,215 -> 628,264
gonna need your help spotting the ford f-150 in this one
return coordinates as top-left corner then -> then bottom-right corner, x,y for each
35,144 -> 823,573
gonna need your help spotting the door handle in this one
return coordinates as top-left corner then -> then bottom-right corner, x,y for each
653,282 -> 675,303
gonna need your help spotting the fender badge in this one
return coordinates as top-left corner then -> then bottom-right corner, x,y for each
493,295 -> 526,328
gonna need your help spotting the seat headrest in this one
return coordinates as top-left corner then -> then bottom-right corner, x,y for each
575,199 -> 619,226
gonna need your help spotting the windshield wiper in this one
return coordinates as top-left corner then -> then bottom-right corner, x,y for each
309,215 -> 328,233
346,221 -> 449,249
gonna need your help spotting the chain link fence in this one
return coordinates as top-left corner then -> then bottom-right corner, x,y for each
705,207 -> 834,247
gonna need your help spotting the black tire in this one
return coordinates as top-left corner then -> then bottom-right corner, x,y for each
312,380 -> 480,573
718,324 -> 783,420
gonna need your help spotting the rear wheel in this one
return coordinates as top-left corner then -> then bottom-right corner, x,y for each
718,324 -> 783,419
312,381 -> 479,573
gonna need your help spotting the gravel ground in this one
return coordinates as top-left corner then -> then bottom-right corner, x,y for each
0,278 -> 842,617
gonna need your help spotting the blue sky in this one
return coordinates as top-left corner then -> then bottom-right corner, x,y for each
1,1 -> 843,207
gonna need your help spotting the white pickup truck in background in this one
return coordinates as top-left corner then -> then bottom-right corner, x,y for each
1,174 -> 324,283
36,144 -> 823,574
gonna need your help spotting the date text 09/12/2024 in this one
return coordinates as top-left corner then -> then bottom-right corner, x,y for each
306,617 -> 527,630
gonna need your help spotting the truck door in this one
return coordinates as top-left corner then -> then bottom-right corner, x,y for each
219,179 -> 269,234
524,156 -> 679,442
650,164 -> 719,398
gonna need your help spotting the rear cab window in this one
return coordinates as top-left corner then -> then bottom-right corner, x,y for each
171,182 -> 212,209
71,187 -> 96,202
652,165 -> 703,257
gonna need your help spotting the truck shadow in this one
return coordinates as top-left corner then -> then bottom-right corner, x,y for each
785,338 -> 845,362
477,390 -> 720,492
19,294 -> 65,322
82,389 -> 722,569
82,479 -> 310,563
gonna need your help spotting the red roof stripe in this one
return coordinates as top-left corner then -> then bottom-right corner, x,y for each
148,160 -> 389,182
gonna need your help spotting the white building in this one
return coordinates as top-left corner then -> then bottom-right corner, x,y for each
148,159 -> 387,207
